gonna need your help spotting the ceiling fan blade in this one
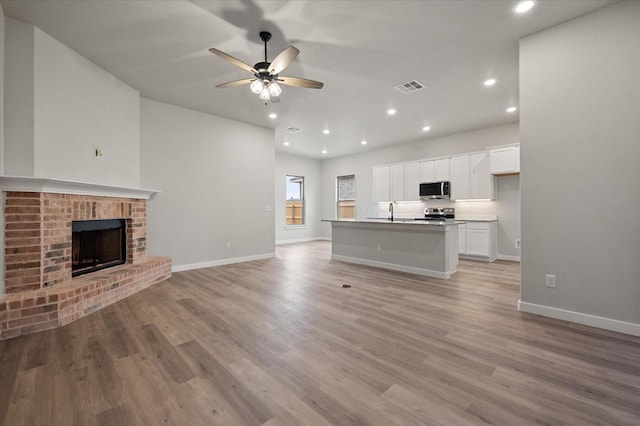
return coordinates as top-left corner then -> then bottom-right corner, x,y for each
215,78 -> 254,89
278,76 -> 324,89
268,46 -> 300,75
209,48 -> 257,74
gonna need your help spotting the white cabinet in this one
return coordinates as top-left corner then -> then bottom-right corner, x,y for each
470,152 -> 494,199
373,163 -> 417,201
458,221 -> 497,262
390,164 -> 405,201
490,144 -> 520,175
451,152 -> 494,200
419,160 -> 435,183
404,162 -> 420,201
450,155 -> 470,200
419,158 -> 449,183
434,158 -> 450,181
372,166 -> 390,201
458,224 -> 467,254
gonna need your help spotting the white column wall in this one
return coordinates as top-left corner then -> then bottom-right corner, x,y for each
519,1 -> 640,333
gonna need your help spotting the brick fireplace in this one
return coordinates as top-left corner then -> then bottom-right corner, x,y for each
0,178 -> 172,340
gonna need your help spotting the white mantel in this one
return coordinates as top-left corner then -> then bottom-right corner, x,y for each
0,176 -> 160,200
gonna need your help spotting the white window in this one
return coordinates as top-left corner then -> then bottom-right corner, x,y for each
286,175 -> 304,225
337,175 -> 355,220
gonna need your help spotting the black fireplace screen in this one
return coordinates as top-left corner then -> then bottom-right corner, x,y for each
72,219 -> 126,277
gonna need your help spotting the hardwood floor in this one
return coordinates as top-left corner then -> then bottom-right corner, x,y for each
1,241 -> 639,425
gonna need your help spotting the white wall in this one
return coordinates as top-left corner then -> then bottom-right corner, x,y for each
4,18 -> 34,176
140,98 -> 275,269
0,4 -> 5,295
520,1 -> 640,334
0,4 -> 4,176
275,152 -> 323,244
33,27 -> 140,187
3,19 -> 140,187
319,123 -> 520,257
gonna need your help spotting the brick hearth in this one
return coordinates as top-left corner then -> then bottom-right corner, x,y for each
1,188 -> 171,340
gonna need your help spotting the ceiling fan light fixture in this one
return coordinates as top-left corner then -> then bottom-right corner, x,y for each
259,85 -> 271,101
269,81 -> 282,97
250,79 -> 264,94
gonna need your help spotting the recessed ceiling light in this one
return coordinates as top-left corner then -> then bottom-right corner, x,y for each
422,126 -> 431,132
268,113 -> 277,119
361,140 -> 368,145
514,1 -> 535,14
323,129 -> 330,135
483,78 -> 497,87
506,106 -> 518,113
283,141 -> 290,146
387,108 -> 397,116
321,149 -> 327,154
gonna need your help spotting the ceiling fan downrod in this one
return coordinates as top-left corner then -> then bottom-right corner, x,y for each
258,31 -> 272,70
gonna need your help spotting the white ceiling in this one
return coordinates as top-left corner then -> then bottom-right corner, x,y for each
2,0 -> 615,159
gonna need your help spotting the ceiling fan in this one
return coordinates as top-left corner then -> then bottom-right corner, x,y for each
209,31 -> 324,103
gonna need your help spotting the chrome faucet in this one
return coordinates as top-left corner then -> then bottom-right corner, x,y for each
388,202 -> 394,221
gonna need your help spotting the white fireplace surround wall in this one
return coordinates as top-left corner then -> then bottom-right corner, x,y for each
0,175 -> 160,295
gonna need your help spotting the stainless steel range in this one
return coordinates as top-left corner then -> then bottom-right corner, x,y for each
415,207 -> 455,221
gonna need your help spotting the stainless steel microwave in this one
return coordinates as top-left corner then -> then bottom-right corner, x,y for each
419,181 -> 450,199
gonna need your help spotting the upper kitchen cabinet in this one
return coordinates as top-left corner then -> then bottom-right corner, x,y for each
434,158 -> 451,181
390,164 -> 405,201
373,164 -> 410,201
404,162 -> 421,201
470,152 -> 494,199
419,160 -> 435,183
420,158 -> 450,183
490,144 -> 520,175
450,155 -> 470,200
372,166 -> 390,201
450,152 -> 495,200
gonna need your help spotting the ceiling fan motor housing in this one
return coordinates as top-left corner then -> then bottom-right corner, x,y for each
254,62 -> 271,73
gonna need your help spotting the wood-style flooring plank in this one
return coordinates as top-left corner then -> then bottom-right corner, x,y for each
1,241 -> 639,425
177,339 -> 274,425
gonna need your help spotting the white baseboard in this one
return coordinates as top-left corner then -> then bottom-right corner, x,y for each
331,254 -> 454,279
172,252 -> 276,273
497,254 -> 521,262
275,237 -> 329,245
518,300 -> 640,337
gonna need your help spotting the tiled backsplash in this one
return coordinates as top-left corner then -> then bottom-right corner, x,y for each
373,200 -> 497,219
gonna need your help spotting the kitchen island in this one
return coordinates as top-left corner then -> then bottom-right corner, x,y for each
323,219 -> 459,279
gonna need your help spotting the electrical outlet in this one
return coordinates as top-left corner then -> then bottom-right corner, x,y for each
545,274 -> 556,288
264,205 -> 272,212
225,242 -> 231,250
376,244 -> 382,252
515,239 -> 521,249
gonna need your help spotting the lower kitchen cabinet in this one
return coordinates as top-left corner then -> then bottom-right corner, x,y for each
458,221 -> 497,262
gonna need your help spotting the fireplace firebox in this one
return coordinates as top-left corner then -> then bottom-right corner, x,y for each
72,219 -> 126,277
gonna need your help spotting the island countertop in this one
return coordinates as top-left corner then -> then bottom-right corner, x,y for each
322,219 -> 460,226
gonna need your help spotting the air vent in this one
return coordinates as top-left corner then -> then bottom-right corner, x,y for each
394,80 -> 424,94
285,126 -> 302,133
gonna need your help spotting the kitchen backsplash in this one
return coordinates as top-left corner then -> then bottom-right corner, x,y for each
372,199 -> 497,219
